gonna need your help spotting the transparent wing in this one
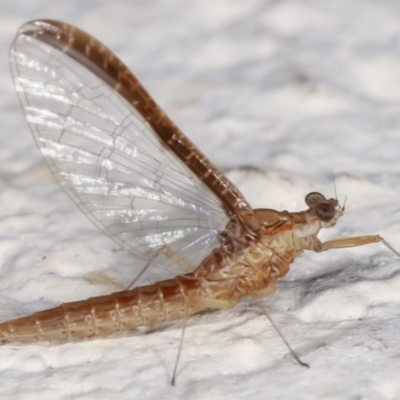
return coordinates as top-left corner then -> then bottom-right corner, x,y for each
10,20 -> 230,284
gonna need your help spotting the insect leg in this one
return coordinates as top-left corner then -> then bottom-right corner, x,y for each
171,310 -> 188,386
316,235 -> 400,257
160,246 -> 193,272
125,245 -> 193,290
253,298 -> 309,368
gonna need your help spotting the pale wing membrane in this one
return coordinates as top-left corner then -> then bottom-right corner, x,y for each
10,22 -> 229,284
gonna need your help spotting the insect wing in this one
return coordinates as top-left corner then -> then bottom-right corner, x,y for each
10,20 -> 230,283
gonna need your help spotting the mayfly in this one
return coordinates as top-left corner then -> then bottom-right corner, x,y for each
3,19 -> 399,377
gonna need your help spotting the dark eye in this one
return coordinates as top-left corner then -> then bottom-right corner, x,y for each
315,202 -> 335,221
305,192 -> 326,207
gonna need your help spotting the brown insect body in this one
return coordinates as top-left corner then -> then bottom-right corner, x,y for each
4,20 -> 397,347
0,196 -> 342,342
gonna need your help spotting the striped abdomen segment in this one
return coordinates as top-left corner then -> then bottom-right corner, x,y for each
0,276 -> 202,342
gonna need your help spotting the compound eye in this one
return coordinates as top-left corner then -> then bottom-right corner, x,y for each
305,192 -> 326,207
315,202 -> 335,221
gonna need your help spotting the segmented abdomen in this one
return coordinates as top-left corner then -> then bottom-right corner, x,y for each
0,276 -> 203,342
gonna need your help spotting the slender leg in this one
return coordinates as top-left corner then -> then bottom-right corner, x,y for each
160,246 -> 193,272
125,245 -> 193,290
316,235 -> 400,258
171,311 -> 188,386
253,298 -> 309,368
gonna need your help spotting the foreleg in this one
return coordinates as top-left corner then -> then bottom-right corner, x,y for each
314,235 -> 400,257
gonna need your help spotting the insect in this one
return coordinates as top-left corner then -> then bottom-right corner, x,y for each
3,19 -> 399,372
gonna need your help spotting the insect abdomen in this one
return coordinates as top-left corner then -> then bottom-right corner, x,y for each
0,276 -> 202,342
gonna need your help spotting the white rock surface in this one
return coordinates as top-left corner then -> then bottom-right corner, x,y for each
0,1 -> 399,399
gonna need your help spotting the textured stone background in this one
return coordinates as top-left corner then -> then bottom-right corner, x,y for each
0,1 -> 399,399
